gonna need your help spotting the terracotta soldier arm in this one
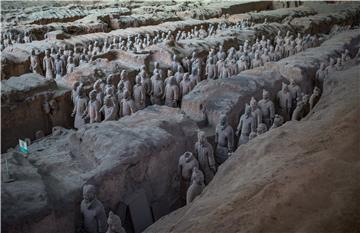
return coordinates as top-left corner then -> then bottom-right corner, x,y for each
236,118 -> 242,136
71,101 -> 77,117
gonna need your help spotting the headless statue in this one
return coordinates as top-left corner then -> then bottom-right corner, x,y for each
215,114 -> 234,165
195,131 -> 216,185
186,167 -> 205,204
80,185 -> 107,233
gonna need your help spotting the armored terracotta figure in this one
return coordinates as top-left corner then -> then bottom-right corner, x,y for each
316,63 -> 328,88
195,131 -> 216,185
258,89 -> 275,128
291,97 -> 305,121
54,54 -> 65,79
277,83 -> 292,121
30,49 -> 43,75
164,76 -> 180,107
249,97 -> 262,129
236,104 -> 256,146
206,56 -> 217,80
80,185 -> 107,233
133,75 -> 146,110
288,78 -> 302,111
71,86 -> 88,129
120,90 -> 136,117
150,73 -> 164,105
43,50 -> 55,79
93,80 -> 105,106
87,90 -> 101,123
215,114 -> 234,165
100,95 -> 118,121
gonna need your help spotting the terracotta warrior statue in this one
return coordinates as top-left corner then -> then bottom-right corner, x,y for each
93,80 -> 105,106
164,76 -> 180,108
315,63 -> 328,88
236,104 -> 256,146
288,78 -> 302,112
80,185 -> 107,233
195,131 -> 216,185
171,54 -> 181,73
54,54 -> 65,79
71,86 -> 88,129
30,49 -> 43,75
205,56 -> 217,80
180,73 -> 194,97
291,97 -> 305,121
72,81 -> 81,106
178,152 -> 199,201
133,75 -> 146,110
258,89 -> 275,129
106,211 -> 126,233
87,90 -> 101,123
215,114 -> 234,165
251,52 -> 262,69
100,95 -> 118,121
309,86 -> 321,110
249,97 -> 262,130
120,90 -> 136,117
120,70 -> 132,95
67,57 -> 75,74
150,73 -> 164,105
43,50 -> 55,79
175,65 -> 184,84
186,167 -> 205,204
277,82 -> 292,121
